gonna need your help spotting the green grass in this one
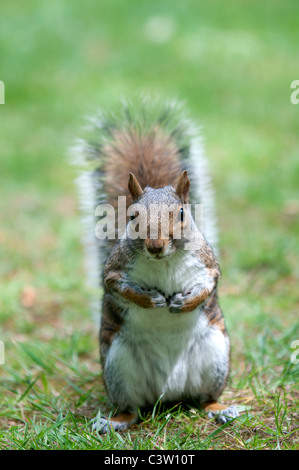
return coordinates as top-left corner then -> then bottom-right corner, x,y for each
0,0 -> 298,450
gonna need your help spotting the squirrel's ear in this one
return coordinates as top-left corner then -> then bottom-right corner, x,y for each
128,173 -> 143,202
175,170 -> 190,203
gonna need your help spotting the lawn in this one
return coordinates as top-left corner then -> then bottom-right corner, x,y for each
0,0 -> 298,450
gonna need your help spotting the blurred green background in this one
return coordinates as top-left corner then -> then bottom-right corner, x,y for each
0,0 -> 298,449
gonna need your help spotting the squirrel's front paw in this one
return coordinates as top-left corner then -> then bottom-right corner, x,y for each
168,292 -> 186,313
148,290 -> 167,308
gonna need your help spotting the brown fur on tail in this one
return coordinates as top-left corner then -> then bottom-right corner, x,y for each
103,127 -> 183,209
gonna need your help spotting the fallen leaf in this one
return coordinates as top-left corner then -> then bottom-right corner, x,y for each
21,286 -> 37,308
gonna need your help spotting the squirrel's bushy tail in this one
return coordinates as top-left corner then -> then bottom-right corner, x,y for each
71,97 -> 218,308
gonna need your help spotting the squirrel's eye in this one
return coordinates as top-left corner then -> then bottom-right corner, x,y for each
180,207 -> 184,222
130,211 -> 139,221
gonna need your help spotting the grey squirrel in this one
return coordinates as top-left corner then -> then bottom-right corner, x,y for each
73,98 -> 238,432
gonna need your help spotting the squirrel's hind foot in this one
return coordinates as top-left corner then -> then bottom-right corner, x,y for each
91,411 -> 138,434
207,405 -> 239,424
202,401 -> 239,425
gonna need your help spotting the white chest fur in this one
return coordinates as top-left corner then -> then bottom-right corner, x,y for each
130,250 -> 207,297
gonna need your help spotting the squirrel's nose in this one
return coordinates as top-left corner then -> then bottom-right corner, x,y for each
145,239 -> 165,256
